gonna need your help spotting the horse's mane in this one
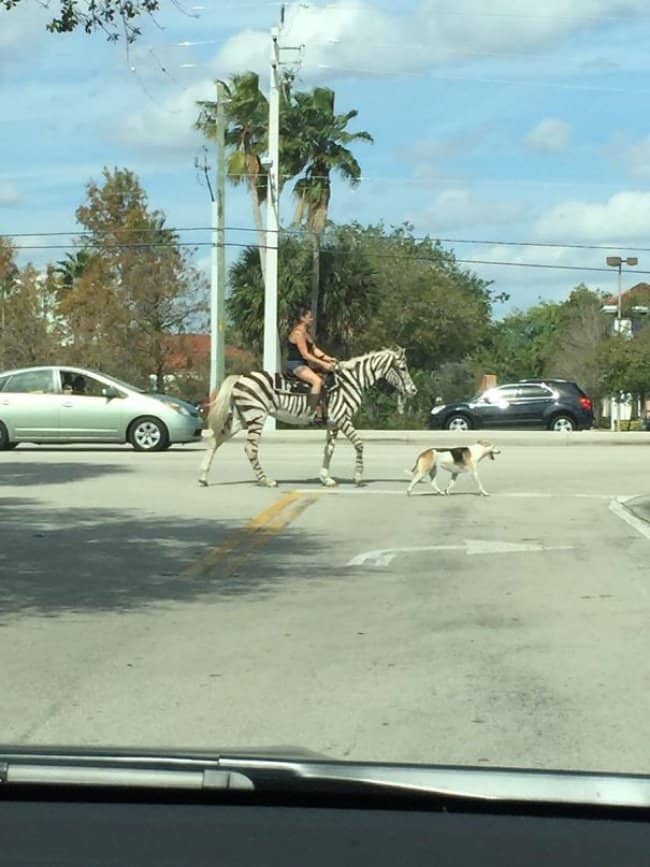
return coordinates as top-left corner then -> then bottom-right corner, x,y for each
338,347 -> 399,370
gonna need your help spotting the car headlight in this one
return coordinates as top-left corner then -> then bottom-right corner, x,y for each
168,402 -> 191,417
430,405 -> 445,415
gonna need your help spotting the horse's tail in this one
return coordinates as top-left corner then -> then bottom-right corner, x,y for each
207,374 -> 240,437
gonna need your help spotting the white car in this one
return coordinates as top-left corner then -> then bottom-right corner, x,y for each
0,365 -> 204,451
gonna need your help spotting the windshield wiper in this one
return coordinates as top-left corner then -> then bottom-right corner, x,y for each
0,754 -> 253,791
3,750 -> 650,808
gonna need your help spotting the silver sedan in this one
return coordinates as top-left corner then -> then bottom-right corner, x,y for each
0,365 -> 204,451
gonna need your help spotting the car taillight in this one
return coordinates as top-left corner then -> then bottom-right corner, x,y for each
579,396 -> 592,410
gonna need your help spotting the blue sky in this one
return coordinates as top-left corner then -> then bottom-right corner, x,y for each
3,0 -> 650,317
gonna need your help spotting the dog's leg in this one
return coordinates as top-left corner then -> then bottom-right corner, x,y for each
428,467 -> 442,495
444,473 -> 459,495
407,470 -> 426,496
471,469 -> 489,496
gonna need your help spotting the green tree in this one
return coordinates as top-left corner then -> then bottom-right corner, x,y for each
60,167 -> 208,387
0,257 -> 60,370
475,301 -> 562,382
227,221 -> 495,428
196,73 -> 269,274
227,228 -> 377,361
196,76 -> 372,304
599,323 -> 650,415
350,223 -> 494,369
544,285 -> 609,419
290,87 -> 373,327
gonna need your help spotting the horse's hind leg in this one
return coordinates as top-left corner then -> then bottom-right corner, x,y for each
198,413 -> 238,487
198,433 -> 220,487
245,420 -> 277,487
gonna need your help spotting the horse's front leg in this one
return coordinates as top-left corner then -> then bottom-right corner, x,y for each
244,419 -> 277,487
339,419 -> 364,486
319,427 -> 339,487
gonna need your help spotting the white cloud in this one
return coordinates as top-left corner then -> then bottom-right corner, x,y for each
618,136 -> 650,178
211,0 -> 649,80
0,180 -> 20,206
0,3 -> 50,61
114,80 -> 214,152
406,128 -> 490,166
525,118 -> 571,153
115,0 -> 647,153
534,191 -> 650,243
458,241 -> 611,314
410,187 -> 525,231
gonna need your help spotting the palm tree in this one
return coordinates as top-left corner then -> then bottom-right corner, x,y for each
196,72 -> 268,275
54,248 -> 95,294
290,87 -> 373,331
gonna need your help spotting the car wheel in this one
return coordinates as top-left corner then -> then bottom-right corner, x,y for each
445,414 -> 472,431
550,414 -> 575,433
128,416 -> 170,451
0,421 -> 17,450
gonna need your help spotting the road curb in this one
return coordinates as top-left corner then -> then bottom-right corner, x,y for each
620,495 -> 650,526
203,429 -> 650,447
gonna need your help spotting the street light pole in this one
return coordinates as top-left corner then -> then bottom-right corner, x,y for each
606,255 -> 639,431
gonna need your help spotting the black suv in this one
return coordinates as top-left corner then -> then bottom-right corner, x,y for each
427,379 -> 594,432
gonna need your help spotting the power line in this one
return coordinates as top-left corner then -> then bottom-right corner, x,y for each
3,227 -> 649,255
8,239 -> 650,278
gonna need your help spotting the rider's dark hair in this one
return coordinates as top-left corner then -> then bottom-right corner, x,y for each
289,302 -> 312,326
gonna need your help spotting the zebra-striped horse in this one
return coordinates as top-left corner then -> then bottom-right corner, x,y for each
198,346 -> 417,488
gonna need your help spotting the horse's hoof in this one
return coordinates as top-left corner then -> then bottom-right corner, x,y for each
321,476 -> 337,487
258,479 -> 278,488
198,479 -> 208,487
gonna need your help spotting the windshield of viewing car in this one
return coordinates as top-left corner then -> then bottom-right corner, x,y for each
3,1 -> 650,788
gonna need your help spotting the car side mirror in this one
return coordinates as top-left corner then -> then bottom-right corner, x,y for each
103,386 -> 119,399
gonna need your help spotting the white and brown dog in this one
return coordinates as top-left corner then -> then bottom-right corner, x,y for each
406,440 -> 501,497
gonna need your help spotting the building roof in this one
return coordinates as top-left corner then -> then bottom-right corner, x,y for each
603,282 -> 650,307
163,334 -> 255,372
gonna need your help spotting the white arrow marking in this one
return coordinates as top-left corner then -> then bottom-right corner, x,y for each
609,496 -> 650,541
347,540 -> 574,567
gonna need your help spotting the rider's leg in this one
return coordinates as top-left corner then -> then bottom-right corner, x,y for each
294,366 -> 323,416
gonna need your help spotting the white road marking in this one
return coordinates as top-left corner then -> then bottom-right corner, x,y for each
347,540 -> 575,568
609,497 -> 650,541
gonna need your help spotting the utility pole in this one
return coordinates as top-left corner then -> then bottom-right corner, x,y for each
263,16 -> 282,429
209,80 -> 227,398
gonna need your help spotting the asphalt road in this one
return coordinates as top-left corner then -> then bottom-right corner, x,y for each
1,432 -> 650,774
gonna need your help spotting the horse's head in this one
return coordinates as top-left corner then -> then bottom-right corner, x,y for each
384,347 -> 417,398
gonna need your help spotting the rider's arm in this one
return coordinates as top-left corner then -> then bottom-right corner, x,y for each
312,343 -> 336,363
293,333 -> 332,370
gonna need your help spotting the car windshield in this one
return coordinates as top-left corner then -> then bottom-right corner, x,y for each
2,1 -> 649,795
96,373 -> 146,394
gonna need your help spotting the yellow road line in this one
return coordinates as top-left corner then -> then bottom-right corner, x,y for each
183,490 -> 318,578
